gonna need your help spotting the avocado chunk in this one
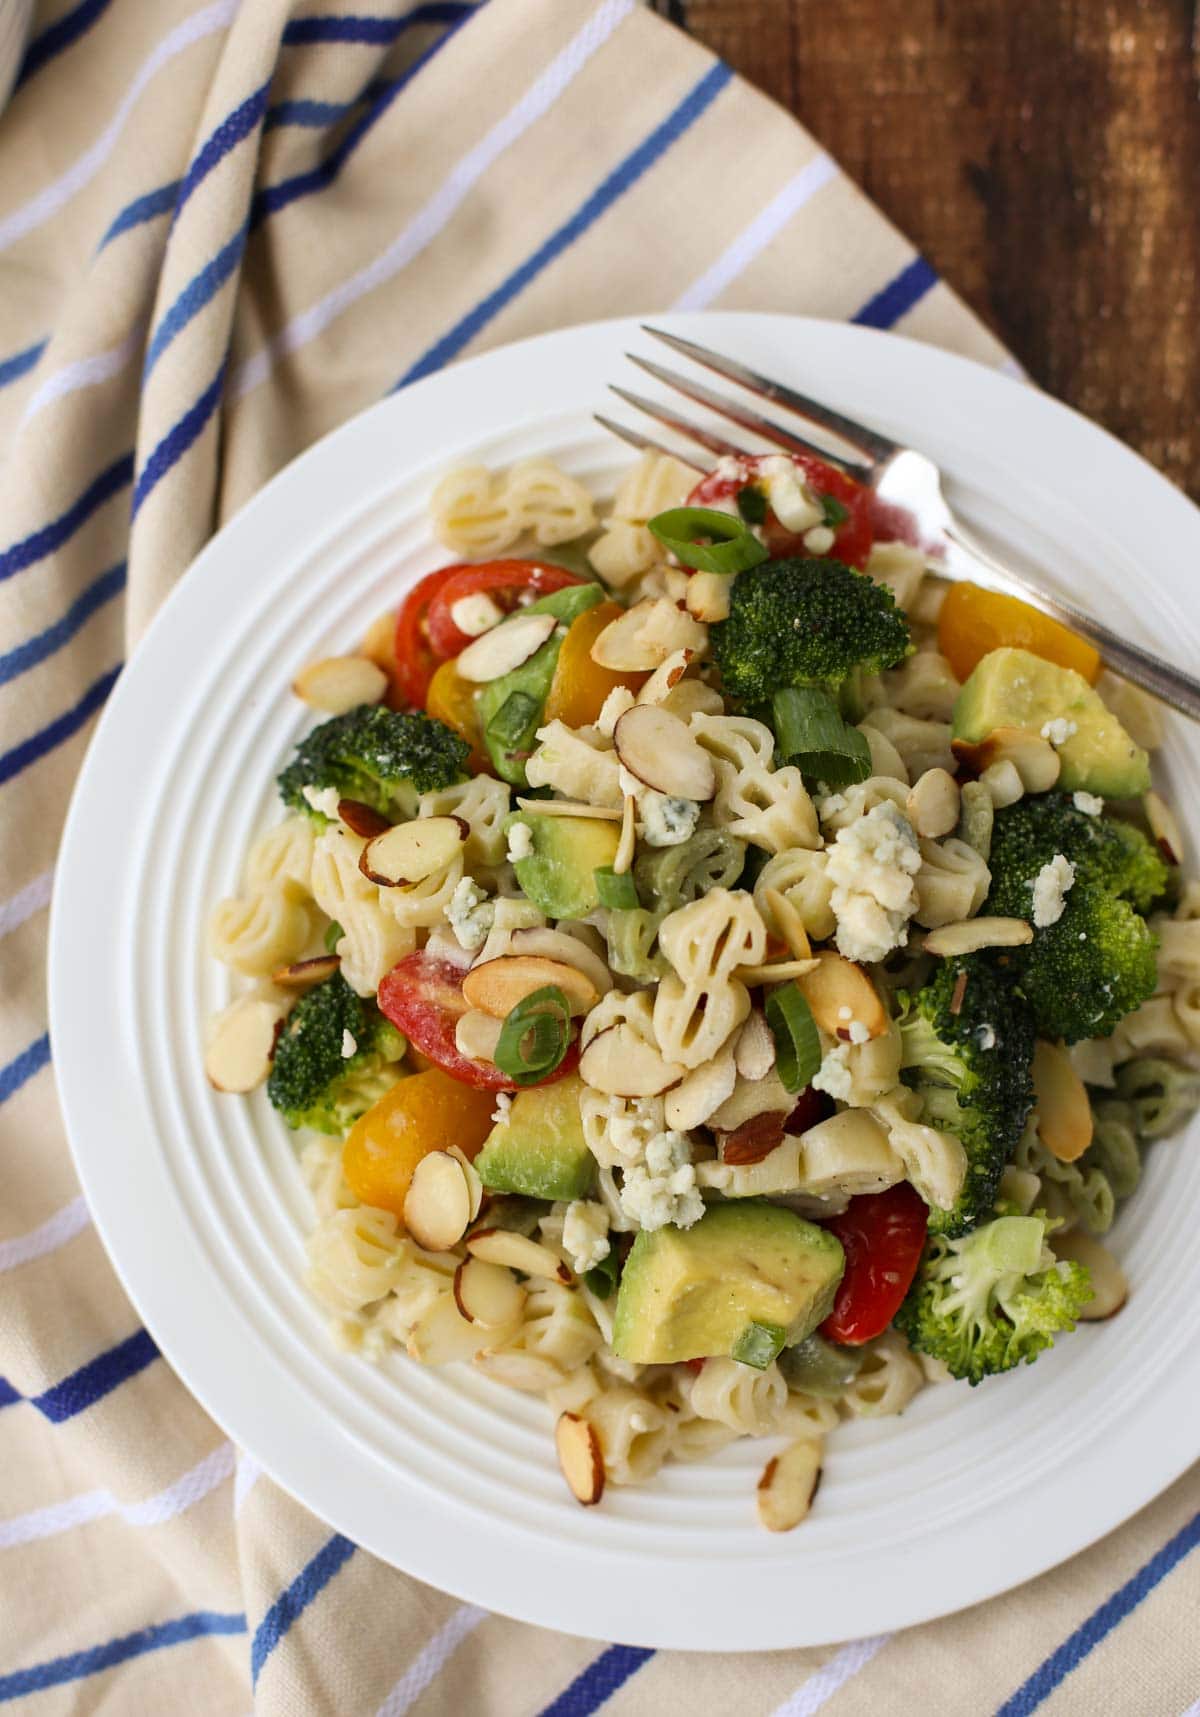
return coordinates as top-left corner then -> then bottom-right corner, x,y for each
953,647 -> 1150,798
503,810 -> 619,919
611,1202 -> 845,1365
473,1074 -> 595,1201
477,583 -> 605,785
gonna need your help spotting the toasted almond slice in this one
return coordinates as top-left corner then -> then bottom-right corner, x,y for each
952,727 -> 1060,793
757,1438 -> 822,1532
403,1151 -> 473,1251
614,704 -> 716,802
293,654 -> 388,713
664,1046 -> 738,1130
636,648 -> 693,706
406,1292 -> 484,1365
454,1008 -> 504,1063
906,767 -> 960,839
1032,1038 -> 1094,1162
476,1350 -> 567,1393
733,959 -> 819,986
360,816 -> 467,886
453,1256 -> 526,1327
555,1411 -> 605,1505
466,1227 -> 573,1283
1052,1230 -> 1128,1320
446,1146 -> 485,1220
361,608 -> 399,678
204,995 -> 285,1093
923,916 -> 1033,957
338,797 -> 392,838
684,570 -> 732,624
507,927 -> 613,996
589,598 -> 671,671
797,950 -> 888,1040
761,886 -> 812,962
1145,789 -> 1184,866
514,798 -> 623,820
614,791 -> 637,876
578,1024 -> 686,1098
455,611 -> 557,682
271,954 -> 341,989
735,1010 -> 776,1082
462,953 -> 599,1019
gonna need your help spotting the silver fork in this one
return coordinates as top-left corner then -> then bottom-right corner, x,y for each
596,326 -> 1200,721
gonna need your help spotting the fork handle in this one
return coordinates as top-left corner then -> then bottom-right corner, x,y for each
942,523 -> 1200,723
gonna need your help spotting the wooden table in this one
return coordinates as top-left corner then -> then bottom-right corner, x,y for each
661,0 -> 1199,500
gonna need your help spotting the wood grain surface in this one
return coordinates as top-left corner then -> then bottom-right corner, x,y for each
660,0 -> 1200,499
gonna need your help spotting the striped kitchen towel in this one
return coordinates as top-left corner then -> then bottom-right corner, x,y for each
1,0 -> 1197,1712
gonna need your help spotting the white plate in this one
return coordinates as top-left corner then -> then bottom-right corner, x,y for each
50,314 -> 1200,1652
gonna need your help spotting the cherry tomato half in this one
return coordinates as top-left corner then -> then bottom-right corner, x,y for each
688,453 -> 875,570
424,560 -> 588,660
378,949 -> 580,1092
393,566 -> 464,708
819,1182 -> 929,1346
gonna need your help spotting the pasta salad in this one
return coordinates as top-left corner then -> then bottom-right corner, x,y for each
205,444 -> 1200,1531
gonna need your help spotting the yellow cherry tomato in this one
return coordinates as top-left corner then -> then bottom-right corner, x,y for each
342,1067 -> 496,1221
425,658 -> 489,774
938,581 -> 1101,686
543,601 -> 649,728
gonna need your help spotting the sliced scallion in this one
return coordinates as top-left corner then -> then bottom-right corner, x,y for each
736,484 -> 767,526
772,686 -> 872,788
493,985 -> 573,1086
765,982 -> 821,1094
647,506 -> 768,575
485,689 -> 541,751
323,920 -> 343,952
594,865 -> 638,910
731,1320 -> 789,1370
820,494 -> 850,529
584,1250 -> 620,1299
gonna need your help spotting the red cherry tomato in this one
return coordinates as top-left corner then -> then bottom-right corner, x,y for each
393,566 -> 464,708
424,560 -> 588,659
819,1183 -> 929,1346
378,949 -> 579,1092
688,453 -> 875,570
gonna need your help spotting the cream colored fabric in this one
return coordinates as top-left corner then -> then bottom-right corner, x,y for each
1,0 -> 1195,1711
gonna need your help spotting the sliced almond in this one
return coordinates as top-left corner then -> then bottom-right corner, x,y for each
462,954 -> 599,1019
735,1011 -> 776,1082
455,611 -> 557,682
1032,1038 -> 1094,1162
590,598 -> 678,671
1145,789 -> 1184,867
1052,1229 -> 1128,1320
555,1411 -> 605,1505
923,916 -> 1033,957
271,954 -> 341,989
338,797 -> 392,838
578,1024 -> 686,1098
757,1438 -> 822,1533
721,1110 -> 787,1165
403,1151 -> 473,1250
664,1046 -> 738,1130
361,608 -> 399,677
952,727 -> 1061,793
906,768 -> 960,839
514,798 -> 622,821
454,1008 -> 504,1063
446,1146 -> 485,1220
476,1350 -> 567,1394
406,1292 -> 484,1365
453,1256 -> 526,1328
636,648 -> 693,707
293,654 -> 388,714
613,704 -> 716,802
797,950 -> 887,1041
614,790 -> 637,876
761,886 -> 812,962
684,570 -> 732,624
733,959 -> 819,986
204,996 -> 285,1093
466,1227 -> 573,1283
360,816 -> 467,886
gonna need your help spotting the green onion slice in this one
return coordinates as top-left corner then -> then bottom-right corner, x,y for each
765,982 -> 822,1094
493,985 -> 573,1086
647,506 -> 769,575
323,920 -> 344,952
584,1250 -> 620,1300
485,689 -> 542,750
594,865 -> 638,910
820,494 -> 850,529
731,1321 -> 789,1370
772,686 -> 872,788
736,484 -> 767,526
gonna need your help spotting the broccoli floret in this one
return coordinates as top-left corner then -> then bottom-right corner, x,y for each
986,794 -> 1162,1042
711,556 -> 911,703
278,705 -> 468,821
896,956 -> 1035,1237
267,972 -> 407,1134
894,1213 -> 1092,1384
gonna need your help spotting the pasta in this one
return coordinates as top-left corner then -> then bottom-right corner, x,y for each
206,442 -> 1200,1528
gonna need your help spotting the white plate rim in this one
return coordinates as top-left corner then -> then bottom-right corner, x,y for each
48,312 -> 1200,1652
